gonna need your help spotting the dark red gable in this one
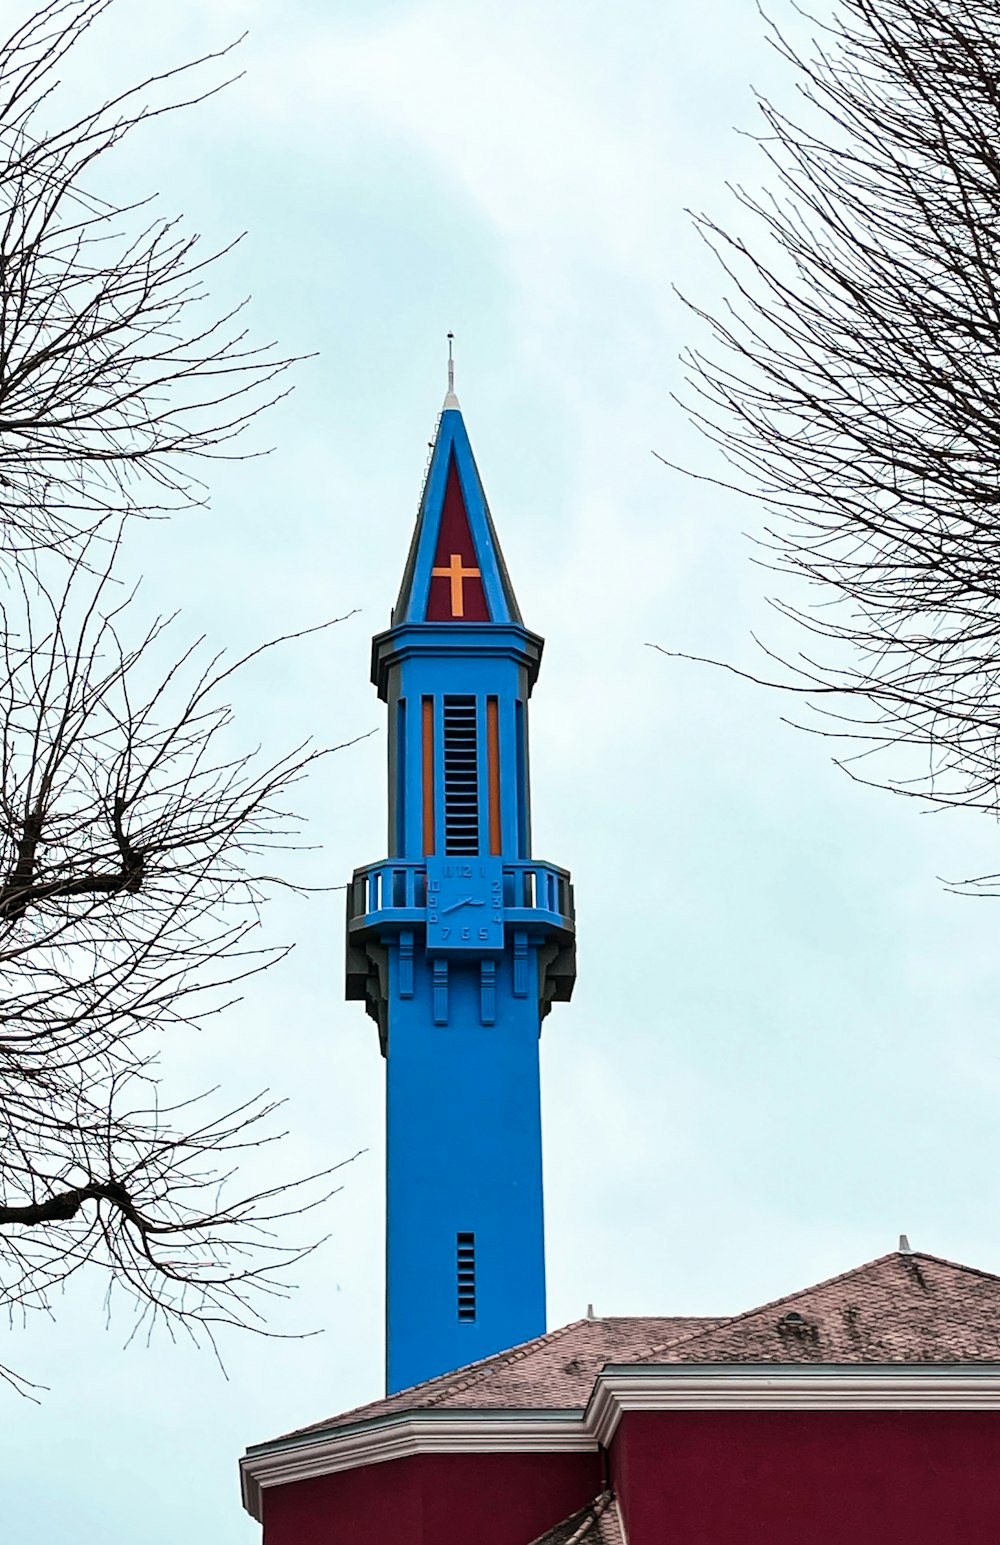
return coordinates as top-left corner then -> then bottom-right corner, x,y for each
426,454 -> 490,621
613,1409 -> 1000,1545
261,1451 -> 601,1545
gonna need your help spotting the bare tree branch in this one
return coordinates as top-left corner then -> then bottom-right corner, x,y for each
0,1 -> 356,1384
0,540 -> 362,1352
0,0 -> 302,564
672,0 -> 1000,870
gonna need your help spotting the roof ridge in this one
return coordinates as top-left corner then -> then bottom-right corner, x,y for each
595,1314 -> 723,1325
636,1252 -> 903,1362
905,1250 -> 1000,1286
629,1315 -> 731,1356
417,1317 -> 591,1409
637,1250 -> 1000,1364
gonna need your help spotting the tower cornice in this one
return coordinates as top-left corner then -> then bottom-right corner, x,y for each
371,620 -> 544,701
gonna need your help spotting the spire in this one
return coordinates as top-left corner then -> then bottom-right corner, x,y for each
392,370 -> 523,627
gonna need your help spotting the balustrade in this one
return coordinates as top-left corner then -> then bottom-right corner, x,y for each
348,857 -> 574,934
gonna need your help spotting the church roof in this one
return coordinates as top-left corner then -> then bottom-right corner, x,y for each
631,1249 -> 1000,1367
526,1491 -> 624,1545
520,1251 -> 1000,1545
243,1248 -> 1000,1526
391,394 -> 523,627
272,1250 -> 1000,1447
280,1315 -> 724,1440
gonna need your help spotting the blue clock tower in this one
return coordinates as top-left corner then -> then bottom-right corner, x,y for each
345,357 -> 576,1395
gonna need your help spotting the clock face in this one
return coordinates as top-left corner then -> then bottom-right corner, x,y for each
426,856 -> 504,952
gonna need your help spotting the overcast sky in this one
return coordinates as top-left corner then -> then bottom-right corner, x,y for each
9,2 -> 1000,1542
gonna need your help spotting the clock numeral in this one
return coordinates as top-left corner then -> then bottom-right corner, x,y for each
461,927 -> 471,941
479,928 -> 488,941
428,911 -> 438,923
441,926 -> 450,939
493,913 -> 502,923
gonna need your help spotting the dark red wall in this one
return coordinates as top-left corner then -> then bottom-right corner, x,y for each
613,1410 -> 1000,1545
262,1449 -> 601,1545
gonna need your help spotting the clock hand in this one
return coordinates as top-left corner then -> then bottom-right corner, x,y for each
441,896 -> 473,914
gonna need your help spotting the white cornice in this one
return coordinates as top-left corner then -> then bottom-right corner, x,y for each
587,1365 -> 1000,1447
241,1365 -> 1000,1520
240,1412 -> 592,1522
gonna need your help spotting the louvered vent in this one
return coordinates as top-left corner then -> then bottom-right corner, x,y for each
443,696 -> 479,854
457,1232 -> 476,1322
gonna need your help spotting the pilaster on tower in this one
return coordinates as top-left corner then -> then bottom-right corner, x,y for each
345,367 -> 576,1395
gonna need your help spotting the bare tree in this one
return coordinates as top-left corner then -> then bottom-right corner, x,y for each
670,0 -> 1000,870
0,0 -> 348,1393
0,0 -> 293,561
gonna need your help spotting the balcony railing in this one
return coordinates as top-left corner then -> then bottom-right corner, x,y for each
347,858 -> 574,937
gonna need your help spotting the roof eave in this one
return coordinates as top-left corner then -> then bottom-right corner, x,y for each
586,1361 -> 1000,1447
241,1360 -> 1000,1520
240,1407 -> 592,1522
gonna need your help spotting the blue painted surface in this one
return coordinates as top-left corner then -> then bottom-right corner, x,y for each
384,951 -> 546,1393
345,392 -> 575,1395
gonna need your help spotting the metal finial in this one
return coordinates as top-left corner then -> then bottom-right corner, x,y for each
899,1233 -> 912,1254
441,332 -> 460,412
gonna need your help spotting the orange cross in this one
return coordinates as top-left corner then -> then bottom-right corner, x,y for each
432,552 -> 481,618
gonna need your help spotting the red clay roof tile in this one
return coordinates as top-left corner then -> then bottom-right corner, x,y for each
636,1252 -> 1000,1366
279,1317 -> 721,1439
526,1491 -> 625,1545
275,1249 -> 1000,1445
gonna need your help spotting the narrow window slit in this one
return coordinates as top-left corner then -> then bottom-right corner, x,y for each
457,1231 -> 476,1322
